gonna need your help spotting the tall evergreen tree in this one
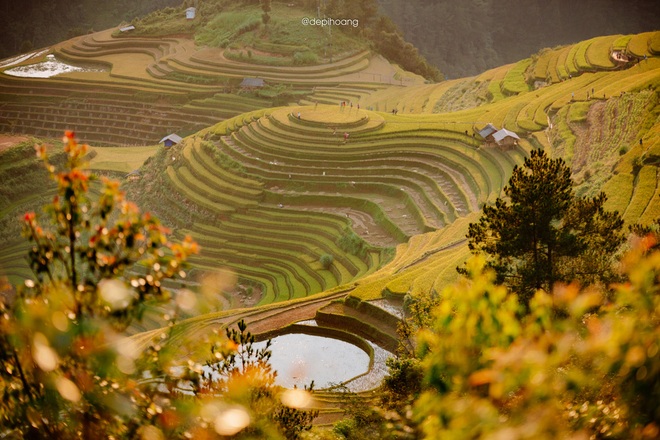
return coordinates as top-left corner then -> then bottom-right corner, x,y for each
464,149 -> 624,304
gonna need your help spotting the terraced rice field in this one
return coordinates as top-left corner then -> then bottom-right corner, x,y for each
1,26 -> 659,406
351,34 -> 660,232
156,105 -> 524,305
0,26 -> 413,146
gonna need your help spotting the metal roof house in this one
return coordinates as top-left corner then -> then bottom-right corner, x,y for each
240,77 -> 265,89
477,123 -> 498,140
126,170 -> 142,181
492,128 -> 520,149
159,133 -> 183,148
185,7 -> 196,20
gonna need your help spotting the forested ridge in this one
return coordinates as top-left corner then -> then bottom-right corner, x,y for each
378,0 -> 660,78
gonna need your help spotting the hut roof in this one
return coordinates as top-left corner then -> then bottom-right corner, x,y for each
159,133 -> 183,144
478,123 -> 498,139
240,77 -> 265,88
492,128 -> 520,143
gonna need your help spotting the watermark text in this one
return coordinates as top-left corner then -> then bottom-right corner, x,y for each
301,17 -> 359,28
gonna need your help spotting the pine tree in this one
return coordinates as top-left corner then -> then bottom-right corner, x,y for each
464,149 -> 624,304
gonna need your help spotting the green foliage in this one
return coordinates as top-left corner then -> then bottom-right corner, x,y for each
331,391 -> 386,440
0,132 -> 318,439
336,229 -> 368,258
127,4 -> 197,36
370,16 -> 444,82
0,132 -> 200,437
414,249 -> 660,439
195,9 -> 262,47
293,50 -> 319,66
465,149 -> 624,305
261,0 -> 272,28
567,101 -> 592,122
320,254 -> 334,269
200,140 -> 247,175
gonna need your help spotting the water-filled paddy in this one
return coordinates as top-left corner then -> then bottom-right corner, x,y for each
4,54 -> 107,78
255,333 -> 371,389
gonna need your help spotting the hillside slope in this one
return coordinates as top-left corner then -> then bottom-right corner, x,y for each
124,30 -> 660,316
1,23 -> 659,402
379,0 -> 660,78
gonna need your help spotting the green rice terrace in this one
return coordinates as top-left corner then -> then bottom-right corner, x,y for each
0,2 -> 659,425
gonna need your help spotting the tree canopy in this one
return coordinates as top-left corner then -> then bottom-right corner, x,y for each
465,149 -> 624,304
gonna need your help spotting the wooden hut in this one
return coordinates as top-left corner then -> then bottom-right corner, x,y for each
240,77 -> 265,90
492,128 -> 520,149
159,133 -> 182,148
477,123 -> 498,142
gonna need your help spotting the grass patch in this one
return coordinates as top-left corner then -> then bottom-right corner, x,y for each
623,165 -> 657,224
567,101 -> 592,123
602,173 -> 634,214
553,106 -> 576,165
337,228 -> 370,259
124,5 -> 196,37
89,145 -> 159,173
195,4 -> 363,63
195,7 -> 262,48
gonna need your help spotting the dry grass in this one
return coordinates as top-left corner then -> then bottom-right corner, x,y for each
89,145 -> 159,173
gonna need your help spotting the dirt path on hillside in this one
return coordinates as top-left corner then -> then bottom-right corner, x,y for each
241,290 -> 350,334
0,135 -> 28,153
188,289 -> 352,338
570,100 -> 606,174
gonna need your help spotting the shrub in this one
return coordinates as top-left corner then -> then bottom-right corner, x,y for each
0,131 -> 200,437
293,51 -> 318,65
0,132 -> 317,439
414,250 -> 660,439
337,229 -> 368,258
320,254 -> 334,269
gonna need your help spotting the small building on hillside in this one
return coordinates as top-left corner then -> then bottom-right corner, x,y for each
611,50 -> 630,66
126,170 -> 142,181
492,128 -> 520,149
119,25 -> 135,33
240,77 -> 265,89
477,123 -> 498,141
159,133 -> 183,148
185,7 -> 196,20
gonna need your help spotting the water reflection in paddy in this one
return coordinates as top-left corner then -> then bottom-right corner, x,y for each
254,333 -> 373,390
